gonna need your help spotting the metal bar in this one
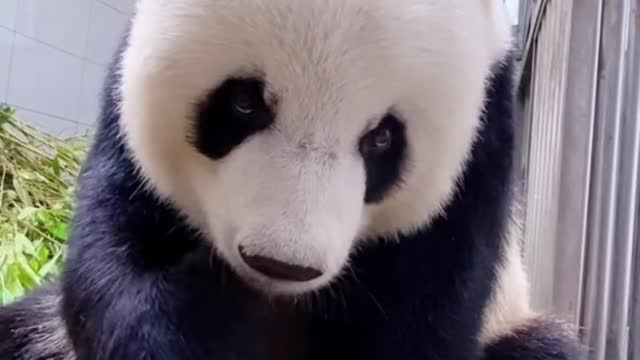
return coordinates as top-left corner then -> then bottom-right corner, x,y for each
521,0 -> 550,64
580,0 -> 629,358
551,0 -> 603,326
517,0 -> 640,358
631,148 -> 640,358
518,0 -> 551,94
607,2 -> 639,358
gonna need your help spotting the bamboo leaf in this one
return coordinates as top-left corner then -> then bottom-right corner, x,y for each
0,106 -> 88,305
12,178 -> 32,207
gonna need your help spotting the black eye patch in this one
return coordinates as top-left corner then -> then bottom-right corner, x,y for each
359,114 -> 408,203
192,77 -> 274,159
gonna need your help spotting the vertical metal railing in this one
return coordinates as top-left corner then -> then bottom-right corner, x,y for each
581,2 -> 639,359
518,0 -> 574,314
517,0 -> 640,359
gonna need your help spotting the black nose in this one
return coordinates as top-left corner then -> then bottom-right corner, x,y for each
238,246 -> 322,282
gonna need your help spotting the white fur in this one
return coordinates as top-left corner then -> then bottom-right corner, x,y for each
480,203 -> 535,345
119,0 -> 512,294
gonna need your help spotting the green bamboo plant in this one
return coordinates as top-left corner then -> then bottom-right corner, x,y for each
0,105 -> 88,304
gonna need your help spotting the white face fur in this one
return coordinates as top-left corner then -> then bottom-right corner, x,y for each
119,0 -> 512,295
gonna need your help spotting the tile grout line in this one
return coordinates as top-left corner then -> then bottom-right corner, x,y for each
2,0 -> 123,125
76,0 -> 99,123
96,0 -> 131,16
8,2 -> 124,67
4,0 -> 129,69
4,31 -> 16,104
0,24 -> 15,33
11,30 -> 112,71
14,104 -> 93,126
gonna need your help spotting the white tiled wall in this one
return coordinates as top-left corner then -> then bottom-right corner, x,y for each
0,0 -> 135,138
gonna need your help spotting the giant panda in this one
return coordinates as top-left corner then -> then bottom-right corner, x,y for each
0,0 -> 586,359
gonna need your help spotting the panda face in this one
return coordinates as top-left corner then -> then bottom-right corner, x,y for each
119,0 -> 511,295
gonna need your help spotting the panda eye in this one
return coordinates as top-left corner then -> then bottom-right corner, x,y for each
359,114 -> 407,203
360,121 -> 394,155
231,86 -> 260,116
229,81 -> 264,117
192,77 -> 275,160
232,95 -> 254,115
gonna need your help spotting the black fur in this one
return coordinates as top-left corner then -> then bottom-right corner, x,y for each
361,114 -> 408,203
0,285 -> 71,360
304,58 -> 520,360
482,318 -> 588,360
193,77 -> 274,159
0,37 -> 585,360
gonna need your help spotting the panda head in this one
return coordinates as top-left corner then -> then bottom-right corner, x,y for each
118,0 -> 512,296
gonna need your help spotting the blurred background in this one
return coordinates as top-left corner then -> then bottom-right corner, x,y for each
514,2 -> 639,360
0,1 -> 638,359
0,0 -> 134,137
